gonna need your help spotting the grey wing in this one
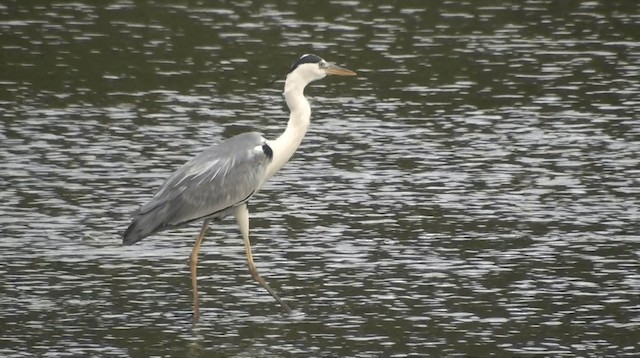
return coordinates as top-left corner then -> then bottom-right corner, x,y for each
123,132 -> 272,245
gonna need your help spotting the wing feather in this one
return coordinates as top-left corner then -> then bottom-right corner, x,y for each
123,132 -> 271,244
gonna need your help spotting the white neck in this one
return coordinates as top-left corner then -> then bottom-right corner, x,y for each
264,76 -> 312,179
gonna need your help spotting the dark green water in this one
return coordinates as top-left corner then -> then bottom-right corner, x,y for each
1,0 -> 639,357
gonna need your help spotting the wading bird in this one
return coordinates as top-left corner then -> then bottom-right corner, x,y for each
122,54 -> 356,321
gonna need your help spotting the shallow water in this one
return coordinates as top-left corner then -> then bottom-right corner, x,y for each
1,0 -> 639,357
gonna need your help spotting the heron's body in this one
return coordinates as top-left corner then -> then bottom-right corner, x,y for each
122,54 -> 356,321
123,132 -> 271,244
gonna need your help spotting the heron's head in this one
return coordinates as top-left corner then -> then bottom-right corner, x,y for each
286,54 -> 356,86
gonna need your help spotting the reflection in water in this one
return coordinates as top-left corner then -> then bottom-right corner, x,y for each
1,0 -> 639,357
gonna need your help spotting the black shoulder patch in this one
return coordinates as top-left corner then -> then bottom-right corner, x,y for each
262,143 -> 273,161
288,53 -> 323,73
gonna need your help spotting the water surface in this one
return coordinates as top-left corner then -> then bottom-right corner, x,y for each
1,0 -> 639,357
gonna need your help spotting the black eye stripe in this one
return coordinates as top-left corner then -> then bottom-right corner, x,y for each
288,54 -> 324,73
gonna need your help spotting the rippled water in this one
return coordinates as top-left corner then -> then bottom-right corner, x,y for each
2,0 -> 639,357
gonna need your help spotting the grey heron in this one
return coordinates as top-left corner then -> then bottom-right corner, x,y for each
122,54 -> 356,321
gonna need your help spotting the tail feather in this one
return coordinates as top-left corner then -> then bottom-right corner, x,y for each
122,204 -> 168,245
123,217 -> 154,245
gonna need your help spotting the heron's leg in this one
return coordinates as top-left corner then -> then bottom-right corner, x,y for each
190,219 -> 210,322
234,203 -> 292,313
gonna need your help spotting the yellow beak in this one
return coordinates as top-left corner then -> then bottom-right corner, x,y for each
324,64 -> 357,76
